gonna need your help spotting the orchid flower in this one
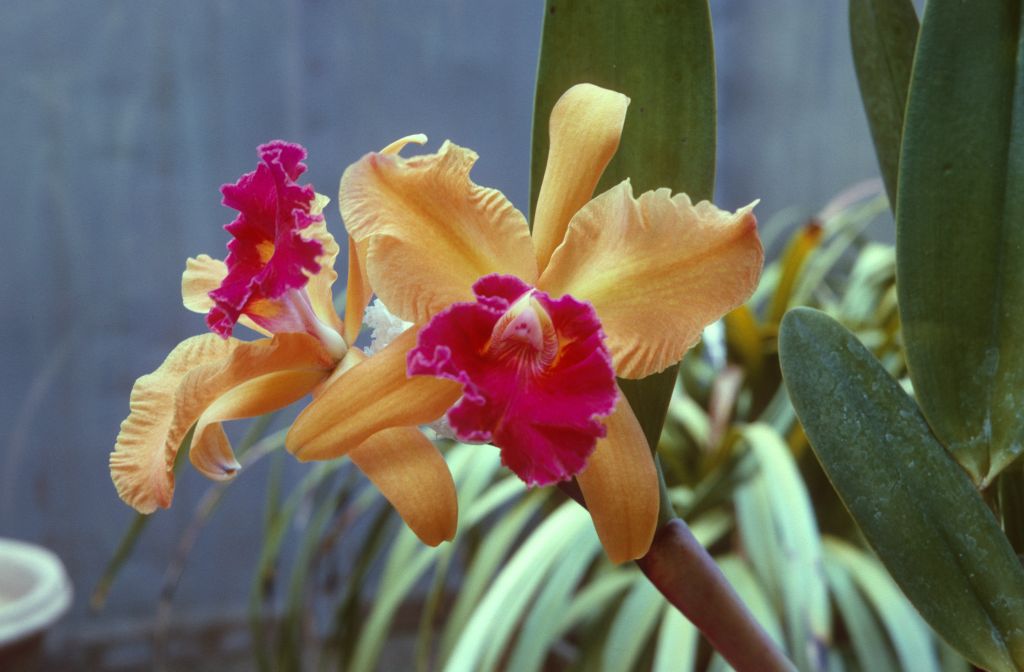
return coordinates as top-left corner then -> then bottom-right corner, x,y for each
286,84 -> 764,562
109,140 -> 458,546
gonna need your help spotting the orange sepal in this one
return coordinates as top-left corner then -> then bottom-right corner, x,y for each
576,393 -> 659,564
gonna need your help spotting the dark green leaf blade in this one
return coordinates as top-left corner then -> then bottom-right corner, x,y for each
849,0 -> 918,209
896,0 -> 1024,485
779,307 -> 1024,671
531,0 -> 715,455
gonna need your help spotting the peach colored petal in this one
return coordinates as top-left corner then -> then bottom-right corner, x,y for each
111,334 -> 239,513
190,368 -> 329,480
576,394 -> 659,564
339,140 -> 538,324
337,129 -> 423,341
379,133 -> 428,156
286,328 -> 462,462
538,181 -> 763,379
182,254 -> 227,314
181,255 -> 271,337
301,193 -> 345,335
110,333 -> 335,513
349,427 -> 458,546
532,84 -> 629,273
343,237 -> 372,344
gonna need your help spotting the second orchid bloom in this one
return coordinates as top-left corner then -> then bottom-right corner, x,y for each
287,83 -> 763,562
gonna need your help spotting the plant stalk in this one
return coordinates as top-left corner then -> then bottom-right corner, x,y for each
636,518 -> 795,672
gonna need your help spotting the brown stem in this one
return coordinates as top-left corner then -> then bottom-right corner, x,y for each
636,519 -> 795,672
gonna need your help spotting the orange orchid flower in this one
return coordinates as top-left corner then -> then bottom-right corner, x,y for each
287,84 -> 764,562
109,141 -> 458,546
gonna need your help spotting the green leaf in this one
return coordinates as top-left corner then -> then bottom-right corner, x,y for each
531,0 -> 716,460
706,556 -> 786,672
715,555 -> 785,648
998,461 -> 1024,555
849,0 -> 918,208
351,444 -> 498,672
504,527 -> 601,672
734,423 -> 830,671
824,540 -> 938,672
557,569 -> 636,634
603,577 -> 665,672
652,602 -> 698,672
438,486 -> 545,665
896,0 -> 1024,485
445,502 -> 593,672
779,307 -> 1024,671
823,548 -> 900,672
531,0 -> 715,211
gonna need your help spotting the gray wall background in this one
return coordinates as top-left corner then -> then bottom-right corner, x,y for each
1,0 -> 884,639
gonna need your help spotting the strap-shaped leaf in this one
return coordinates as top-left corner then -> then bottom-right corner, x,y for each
531,0 -> 715,454
896,0 -> 1024,485
779,307 -> 1024,672
849,0 -> 918,208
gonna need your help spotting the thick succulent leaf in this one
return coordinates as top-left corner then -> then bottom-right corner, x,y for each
849,0 -> 918,207
532,0 -> 715,456
896,0 -> 1024,485
779,307 -> 1024,671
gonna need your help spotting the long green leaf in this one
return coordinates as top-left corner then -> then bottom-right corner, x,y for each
531,0 -> 716,454
603,577 -> 664,672
849,0 -> 918,207
779,307 -> 1024,671
824,540 -> 938,672
350,444 -> 493,672
504,527 -> 601,672
652,602 -> 699,672
444,502 -> 592,672
709,556 -> 786,671
896,0 -> 1024,485
735,423 -> 830,671
823,550 -> 899,672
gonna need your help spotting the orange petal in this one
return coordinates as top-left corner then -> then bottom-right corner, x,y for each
111,334 -> 239,513
339,141 -> 538,324
301,193 -> 345,335
532,84 -> 629,273
349,427 -> 458,546
182,254 -> 227,314
110,333 -> 335,513
342,237 -> 372,344
379,133 -> 428,156
173,333 -> 335,480
339,133 -> 421,342
576,393 -> 659,563
538,182 -> 763,379
181,255 -> 271,337
190,368 -> 329,480
287,327 -> 462,461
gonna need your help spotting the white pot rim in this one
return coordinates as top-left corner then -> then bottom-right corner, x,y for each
0,538 -> 72,647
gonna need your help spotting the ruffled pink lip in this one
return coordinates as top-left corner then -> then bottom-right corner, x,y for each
207,141 -> 324,337
408,274 -> 618,485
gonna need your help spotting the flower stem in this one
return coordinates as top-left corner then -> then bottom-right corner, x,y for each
636,518 -> 795,672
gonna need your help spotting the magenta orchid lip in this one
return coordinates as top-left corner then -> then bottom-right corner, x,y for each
407,274 -> 617,486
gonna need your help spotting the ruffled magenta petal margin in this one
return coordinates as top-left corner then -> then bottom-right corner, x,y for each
407,274 -> 617,485
207,141 -> 324,337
